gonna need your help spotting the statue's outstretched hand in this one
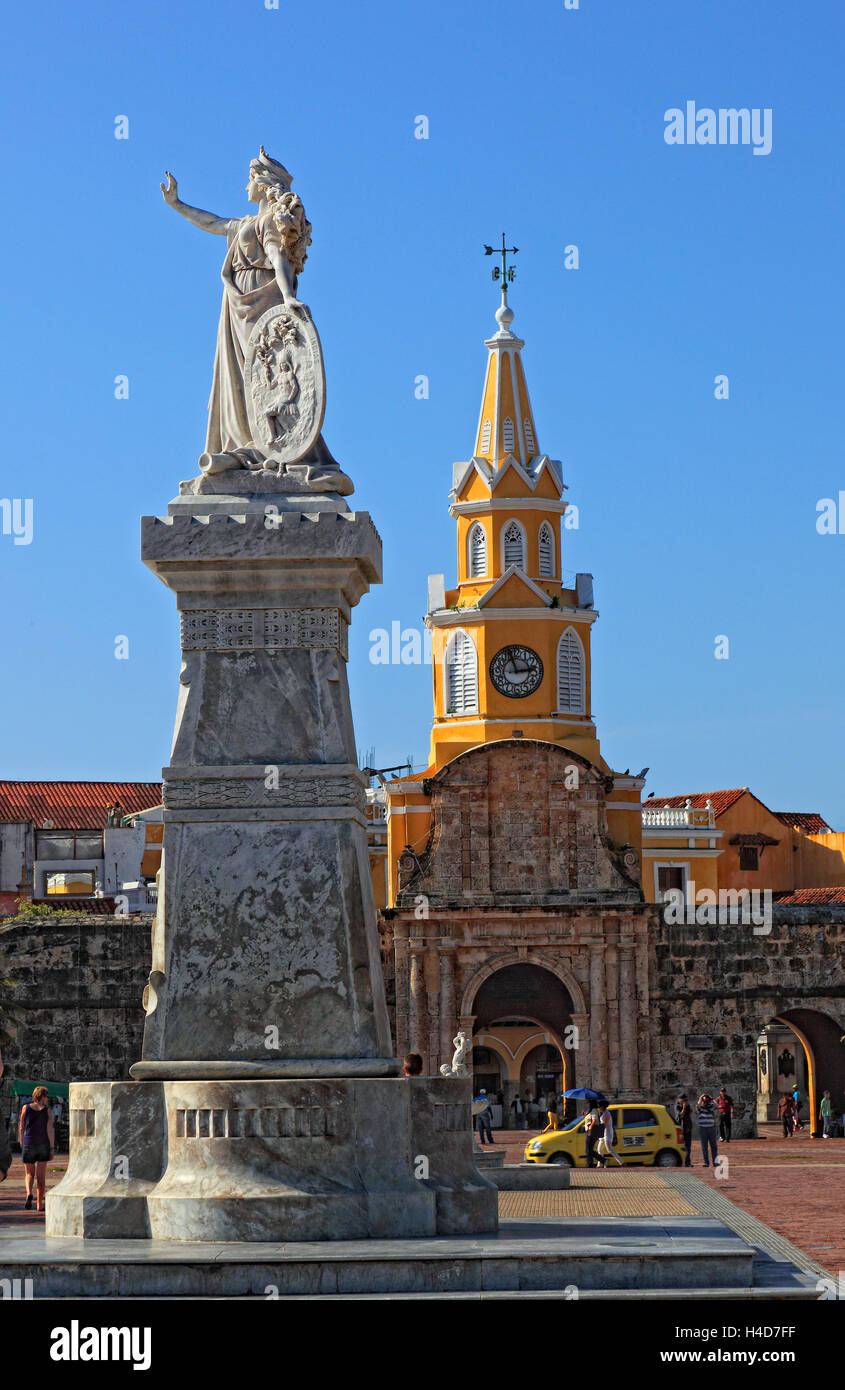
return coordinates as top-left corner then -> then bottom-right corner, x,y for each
160,172 -> 179,206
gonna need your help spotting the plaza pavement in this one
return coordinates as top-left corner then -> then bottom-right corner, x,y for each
486,1123 -> 845,1275
2,1123 -> 842,1278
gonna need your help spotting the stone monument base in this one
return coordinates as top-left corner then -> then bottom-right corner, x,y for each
46,1076 -> 497,1244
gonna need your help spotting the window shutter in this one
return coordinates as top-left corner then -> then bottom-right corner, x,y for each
446,630 -> 478,714
523,417 -> 536,455
502,417 -> 515,454
538,523 -> 555,577
468,524 -> 487,578
557,629 -> 585,713
503,521 -> 524,569
479,418 -> 492,454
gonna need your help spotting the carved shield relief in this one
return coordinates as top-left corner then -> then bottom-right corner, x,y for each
245,305 -> 326,465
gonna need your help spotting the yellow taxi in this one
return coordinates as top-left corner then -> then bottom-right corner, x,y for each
524,1103 -> 684,1168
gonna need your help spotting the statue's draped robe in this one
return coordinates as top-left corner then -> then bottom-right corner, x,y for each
205,212 -> 284,456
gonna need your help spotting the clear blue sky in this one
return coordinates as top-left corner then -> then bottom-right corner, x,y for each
2,1 -> 844,822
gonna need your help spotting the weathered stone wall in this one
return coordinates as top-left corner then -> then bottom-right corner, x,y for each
0,914 -> 151,1089
649,905 -> 845,1137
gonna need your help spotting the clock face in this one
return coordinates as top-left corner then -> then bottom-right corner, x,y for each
489,644 -> 544,698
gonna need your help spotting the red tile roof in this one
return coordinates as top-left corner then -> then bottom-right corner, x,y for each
773,812 -> 833,834
776,888 -> 845,904
0,782 -> 162,830
642,789 -> 748,818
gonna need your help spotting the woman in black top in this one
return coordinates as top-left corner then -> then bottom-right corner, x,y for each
19,1086 -> 54,1212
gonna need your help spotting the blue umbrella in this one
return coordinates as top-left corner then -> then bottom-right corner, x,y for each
561,1087 -> 607,1102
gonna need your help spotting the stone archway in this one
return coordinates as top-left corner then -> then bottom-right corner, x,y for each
755,1005 -> 844,1135
460,950 -> 587,1020
462,959 -> 580,1127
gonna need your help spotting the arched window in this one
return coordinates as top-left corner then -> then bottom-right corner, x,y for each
523,417 -> 536,455
467,522 -> 487,578
479,418 -> 492,454
502,519 -> 525,570
502,417 -> 515,454
556,628 -> 585,714
538,522 -> 555,578
445,629 -> 478,715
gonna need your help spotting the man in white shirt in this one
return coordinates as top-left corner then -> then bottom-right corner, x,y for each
595,1102 -> 623,1168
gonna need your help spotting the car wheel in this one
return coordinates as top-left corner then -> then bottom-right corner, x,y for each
654,1149 -> 682,1167
550,1153 -> 574,1166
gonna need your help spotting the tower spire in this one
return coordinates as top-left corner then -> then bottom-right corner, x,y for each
483,233 -> 519,335
474,235 -> 539,463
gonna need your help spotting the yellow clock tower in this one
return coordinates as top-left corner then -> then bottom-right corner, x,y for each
382,256 -> 645,904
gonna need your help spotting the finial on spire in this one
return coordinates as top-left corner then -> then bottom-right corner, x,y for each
483,233 -> 518,333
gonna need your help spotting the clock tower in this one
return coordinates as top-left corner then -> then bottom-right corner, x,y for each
378,252 -> 651,1101
425,276 -> 603,775
383,261 -> 645,906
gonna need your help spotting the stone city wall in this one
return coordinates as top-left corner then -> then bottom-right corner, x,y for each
0,914 -> 152,1090
649,904 -> 845,1137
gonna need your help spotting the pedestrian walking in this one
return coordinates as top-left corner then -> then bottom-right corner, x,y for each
510,1094 -> 527,1130
475,1090 -> 495,1145
595,1101 -> 623,1168
19,1086 -> 54,1212
527,1096 -> 539,1128
0,1046 -> 10,1183
697,1093 -> 719,1168
791,1086 -> 805,1132
540,1097 -> 560,1134
777,1093 -> 794,1138
717,1087 -> 735,1143
584,1103 -> 602,1168
674,1093 -> 693,1167
820,1090 -> 833,1138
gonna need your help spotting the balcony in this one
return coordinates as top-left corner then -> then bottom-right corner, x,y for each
642,799 -> 715,830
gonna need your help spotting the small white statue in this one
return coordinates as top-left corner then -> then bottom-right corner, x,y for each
440,1030 -> 471,1078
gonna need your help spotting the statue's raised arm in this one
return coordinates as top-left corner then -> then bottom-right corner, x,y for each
159,172 -> 232,235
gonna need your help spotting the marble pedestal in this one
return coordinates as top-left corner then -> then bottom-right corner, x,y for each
47,1076 -> 495,1242
47,486 -> 497,1242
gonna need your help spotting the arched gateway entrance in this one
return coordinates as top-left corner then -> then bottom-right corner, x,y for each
463,961 -> 579,1128
756,1007 -> 845,1133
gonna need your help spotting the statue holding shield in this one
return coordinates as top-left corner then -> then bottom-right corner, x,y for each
161,148 -> 350,493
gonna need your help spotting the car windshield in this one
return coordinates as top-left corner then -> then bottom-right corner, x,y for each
561,1115 -> 584,1131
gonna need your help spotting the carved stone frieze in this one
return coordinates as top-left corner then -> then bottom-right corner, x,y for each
180,607 -> 348,657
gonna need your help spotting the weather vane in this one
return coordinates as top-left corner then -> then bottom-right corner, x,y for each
483,233 -> 518,292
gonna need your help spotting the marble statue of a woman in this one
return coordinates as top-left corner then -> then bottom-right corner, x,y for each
161,148 -> 351,494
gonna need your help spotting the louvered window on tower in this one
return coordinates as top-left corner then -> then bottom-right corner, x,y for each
503,520 -> 525,569
557,628 -> 585,713
524,417 -> 535,455
445,629 -> 478,715
480,418 -> 492,454
538,522 -> 555,578
468,523 -> 487,578
502,417 -> 515,454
